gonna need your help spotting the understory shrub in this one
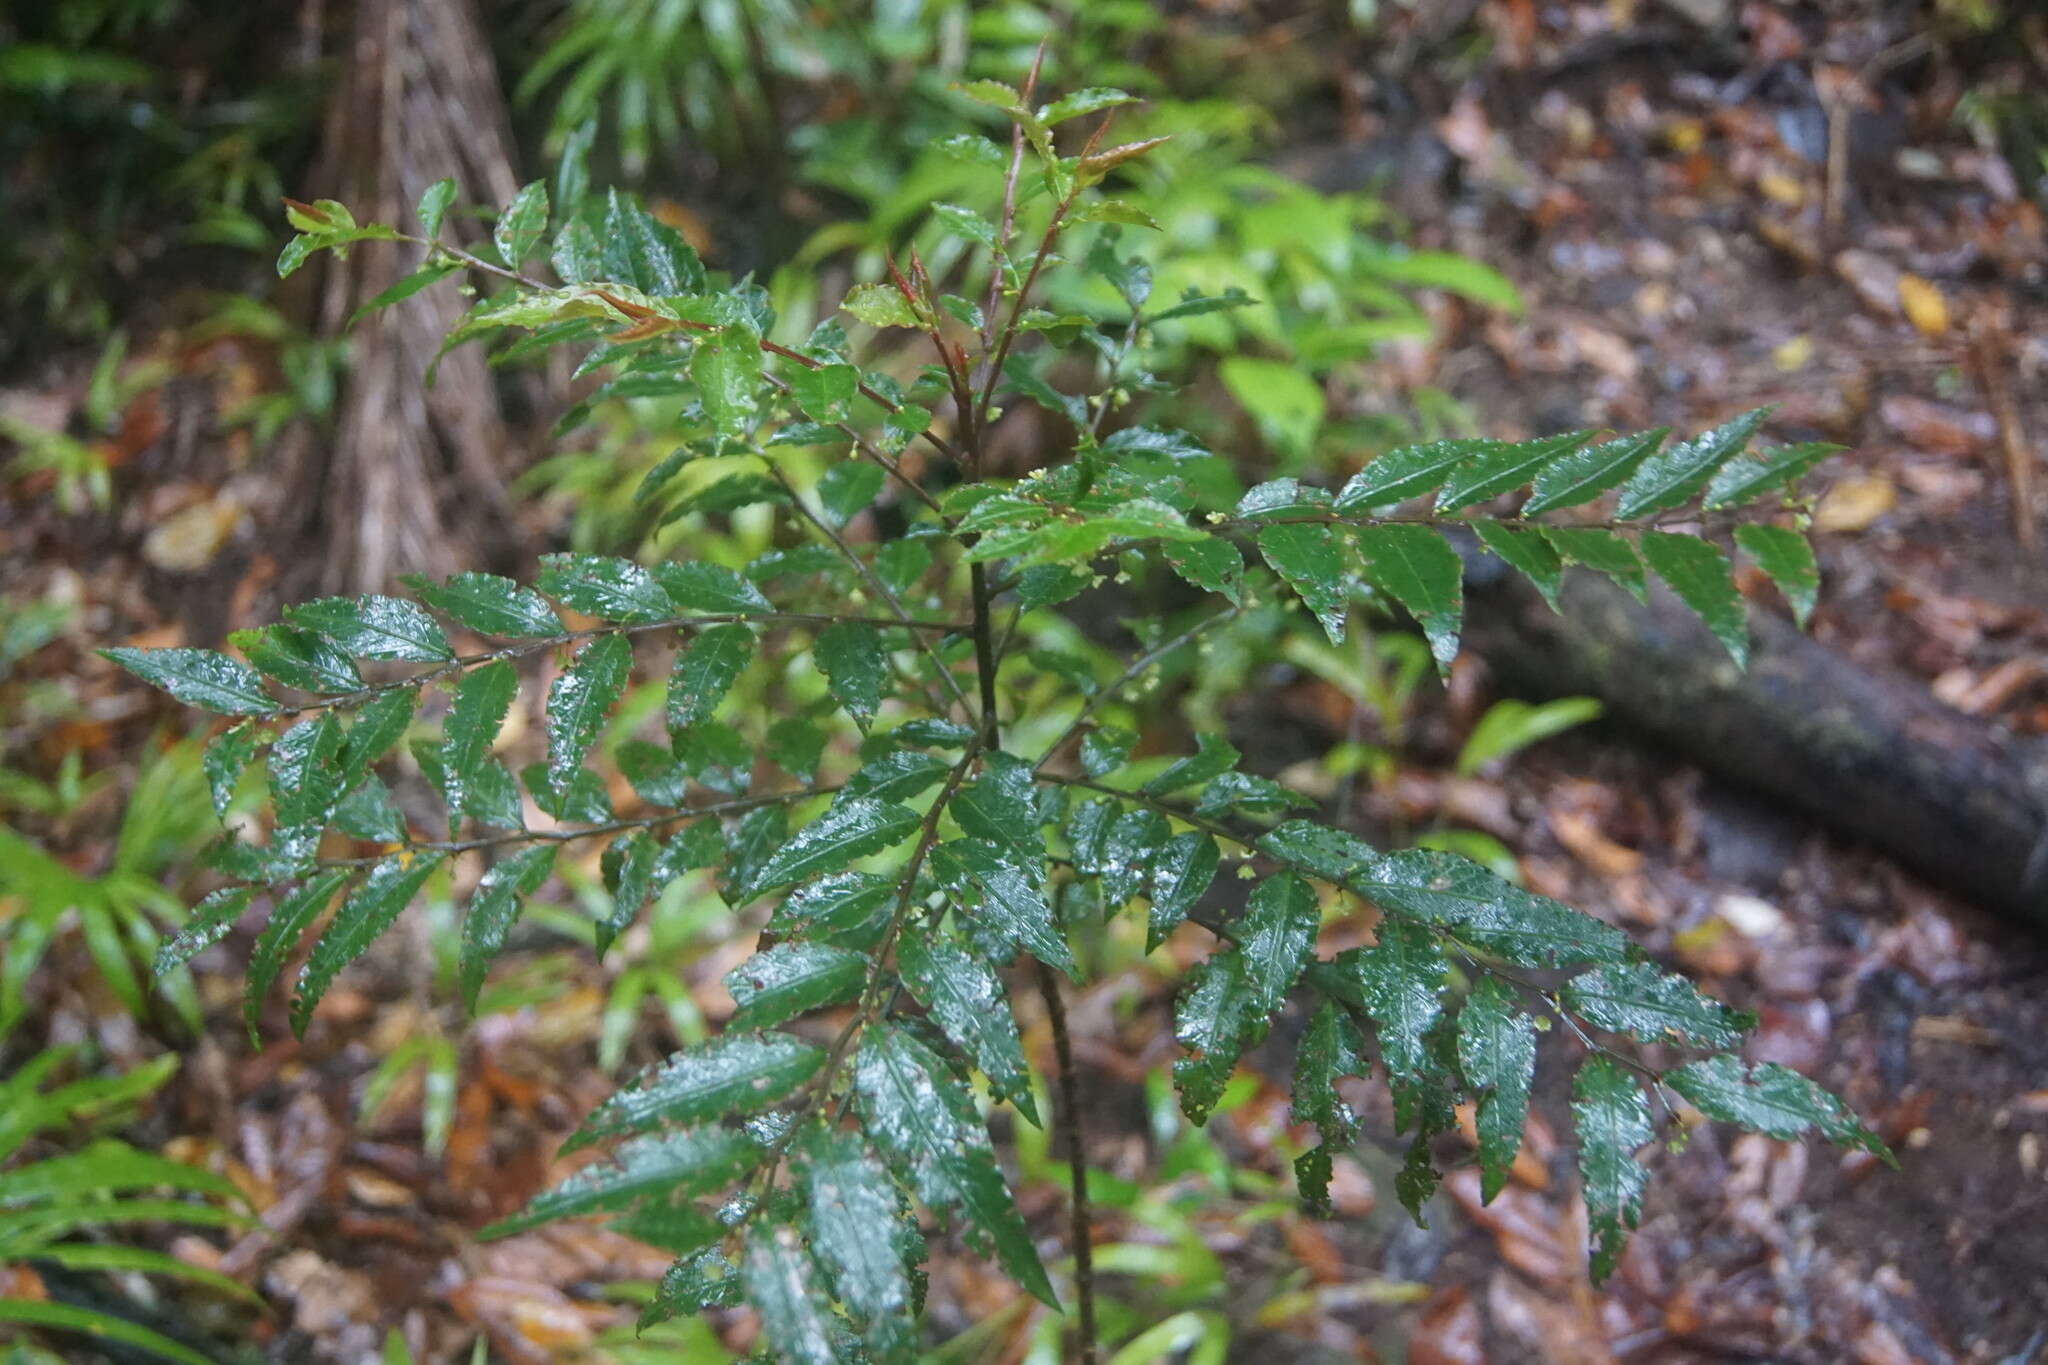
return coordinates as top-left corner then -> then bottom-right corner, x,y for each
112,78 -> 1884,1361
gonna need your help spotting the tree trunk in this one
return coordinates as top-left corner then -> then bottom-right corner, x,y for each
1462,554 -> 2048,930
284,0 -> 527,593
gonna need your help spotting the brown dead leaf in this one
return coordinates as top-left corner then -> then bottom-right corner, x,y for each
1410,1284 -> 1488,1365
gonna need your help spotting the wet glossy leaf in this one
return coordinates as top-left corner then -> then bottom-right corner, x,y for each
1665,1055 -> 1889,1159
1337,439 -> 1496,509
283,595 -> 452,662
546,633 -> 632,790
1735,523 -> 1819,627
654,560 -> 773,616
483,1128 -> 756,1237
1469,519 -> 1563,611
930,839 -> 1072,976
292,854 -> 443,1037
853,1026 -> 1057,1306
459,845 -> 556,1012
1540,527 -> 1647,602
798,1128 -> 918,1358
1639,531 -> 1748,666
1435,431 -> 1589,512
815,621 -> 887,727
104,648 -> 276,716
744,1224 -> 841,1365
570,1032 -> 827,1150
406,572 -> 561,638
538,553 -> 671,623
153,888 -> 254,976
1257,523 -> 1347,644
1572,1055 -> 1651,1281
1457,976 -> 1535,1201
1173,947 -> 1256,1124
494,180 -> 548,267
1353,523 -> 1464,673
1616,408 -> 1770,520
1147,831 -> 1219,952
231,626 -> 363,694
899,926 -> 1037,1122
750,797 -> 920,894
667,623 -> 752,732
1561,960 -> 1750,1049
1521,428 -> 1667,515
1704,442 -> 1841,509
441,659 -> 516,823
726,942 -> 868,1030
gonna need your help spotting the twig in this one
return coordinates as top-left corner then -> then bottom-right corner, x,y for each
1036,951 -> 1098,1365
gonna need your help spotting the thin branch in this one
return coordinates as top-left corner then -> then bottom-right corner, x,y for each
264,610 -> 968,719
761,455 -> 971,717
311,784 -> 838,869
1033,605 -> 1244,775
1036,947 -> 1098,1365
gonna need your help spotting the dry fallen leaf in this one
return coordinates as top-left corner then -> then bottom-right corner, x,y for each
142,494 -> 244,572
1897,273 -> 1949,337
1813,475 -> 1896,532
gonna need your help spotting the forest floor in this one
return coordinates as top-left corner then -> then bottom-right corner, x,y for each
2,3 -> 2045,1363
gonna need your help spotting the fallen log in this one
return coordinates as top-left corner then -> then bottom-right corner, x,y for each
1460,554 -> 2048,930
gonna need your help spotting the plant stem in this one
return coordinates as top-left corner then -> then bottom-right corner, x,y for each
1036,953 -> 1098,1365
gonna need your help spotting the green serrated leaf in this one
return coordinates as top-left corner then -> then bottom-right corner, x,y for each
1143,732 -> 1239,796
231,626 -> 365,694
483,1128 -> 756,1238
1521,428 -> 1668,515
601,188 -> 704,296
292,854 -> 443,1037
1147,831 -> 1219,952
842,749 -> 950,804
442,659 -> 517,824
1164,538 -> 1244,604
203,723 -> 262,818
1541,527 -> 1647,602
818,461 -> 885,526
750,798 -> 920,895
693,327 -> 762,442
570,1033 -> 827,1150
1734,523 -> 1819,627
667,624 -> 752,733
1639,531 -> 1748,666
743,1224 -> 841,1365
654,560 -> 773,616
1347,922 -> 1449,1132
1353,523 -> 1464,674
245,870 -> 349,1044
815,621 -> 888,727
153,888 -> 254,976
459,845 -> 555,1012
597,828 -> 661,958
1173,948 -> 1256,1124
726,942 -> 869,1030
853,1025 -> 1057,1306
537,553 -> 672,623
1457,976 -> 1535,1202
798,1128 -> 918,1358
1469,519 -> 1563,611
546,633 -> 632,790
283,595 -> 453,662
1257,523 -> 1347,644
494,180 -> 548,267
899,926 -> 1038,1122
1616,408 -> 1771,520
1665,1055 -> 1889,1159
417,179 -> 456,239
1337,439 -> 1497,510
950,753 -> 1043,866
1572,1055 -> 1651,1281
1704,442 -> 1841,509
1561,960 -> 1750,1049
843,283 -> 921,330
1239,872 -> 1319,1015
1292,999 -> 1366,1146
103,647 -> 277,716
930,838 -> 1073,976
406,572 -> 561,638
1435,431 -> 1591,512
